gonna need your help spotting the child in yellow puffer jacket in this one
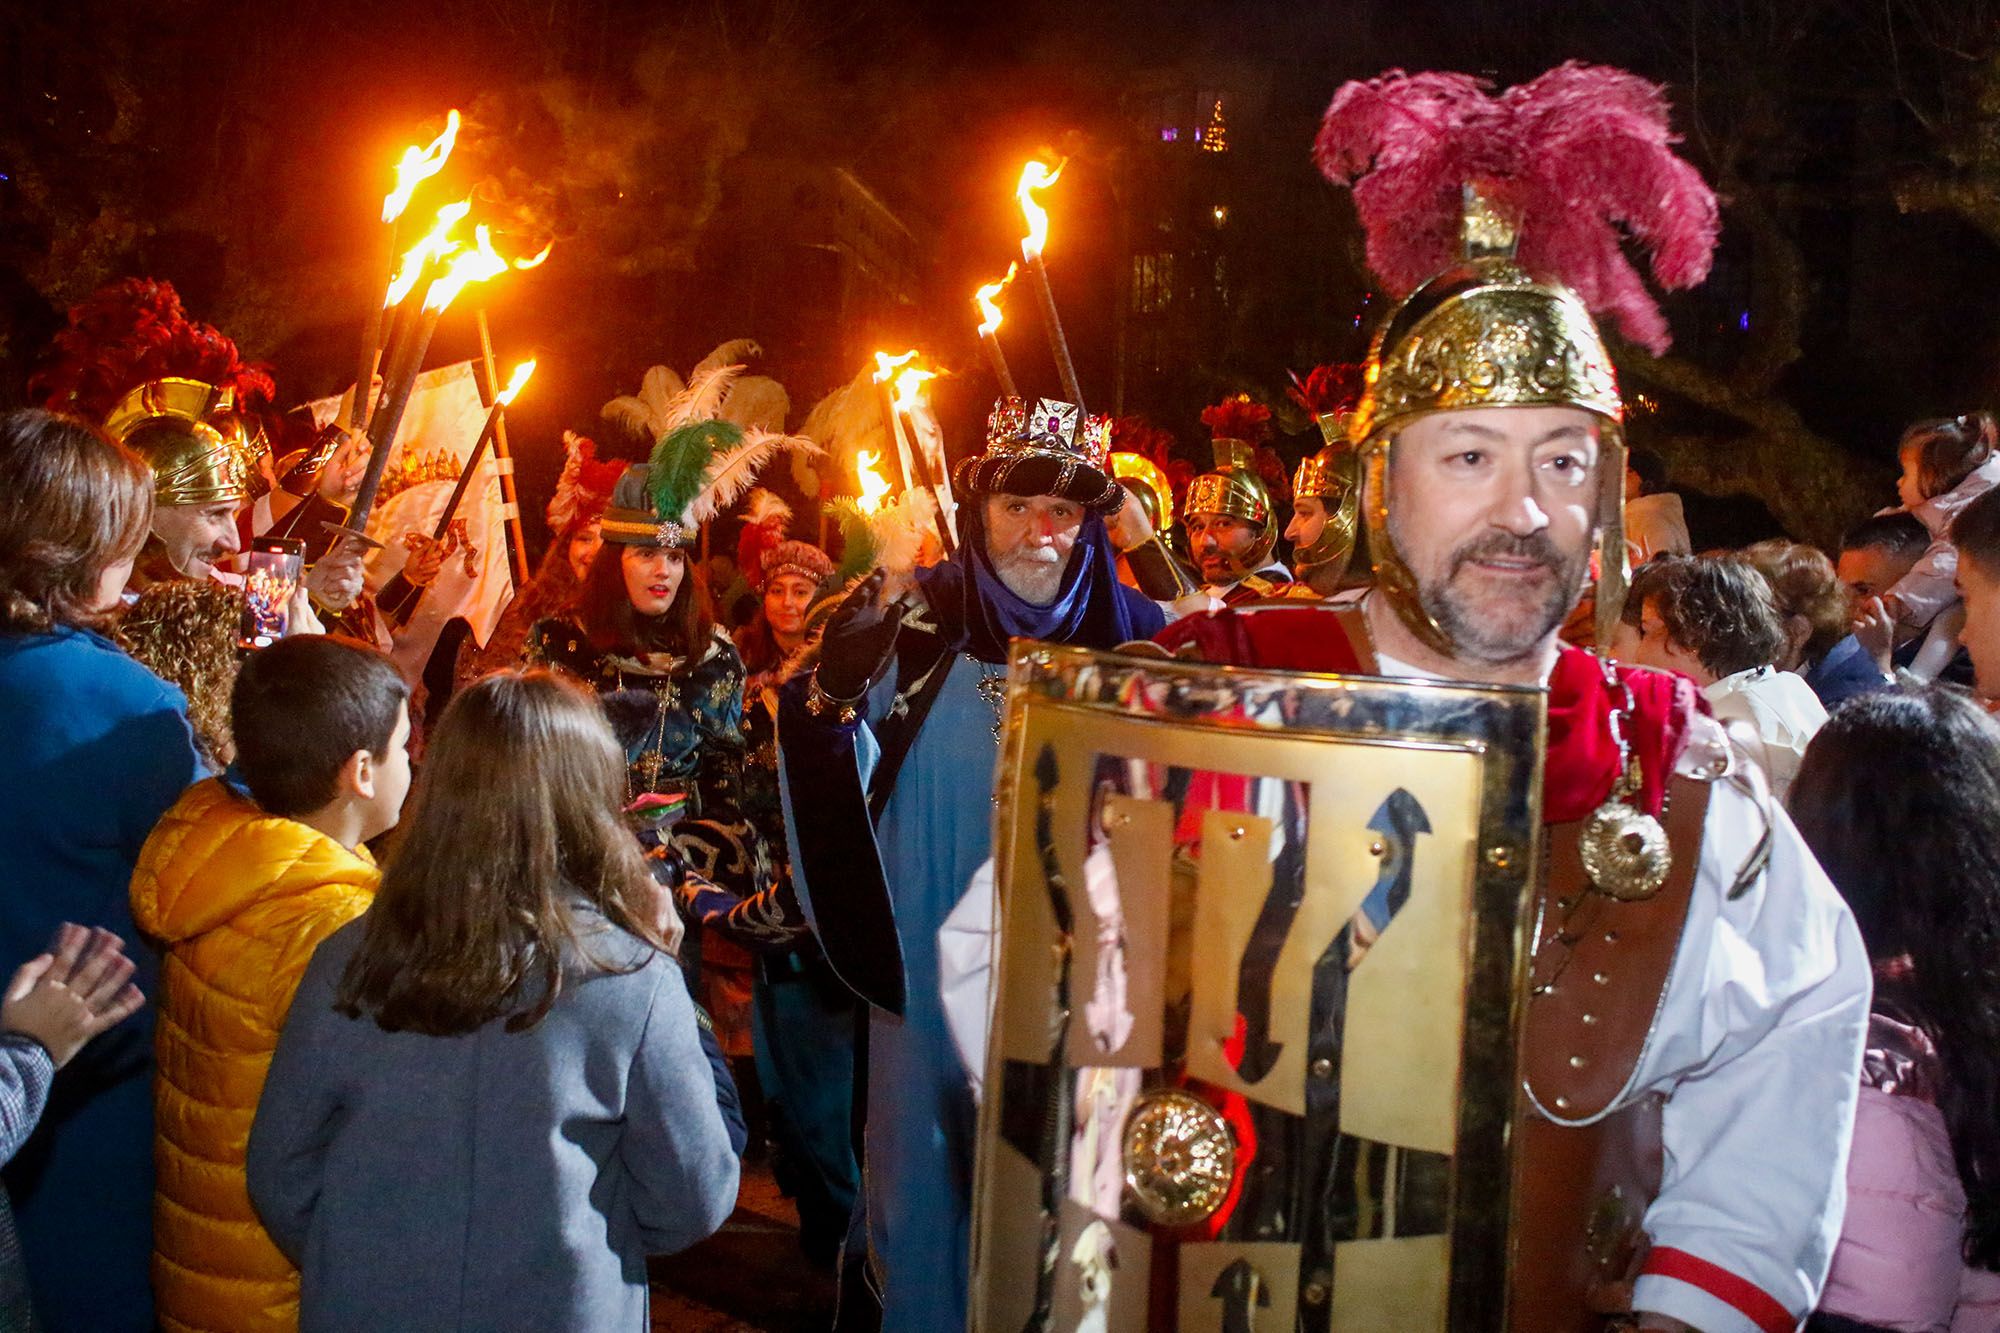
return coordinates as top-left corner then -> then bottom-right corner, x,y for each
130,636 -> 412,1333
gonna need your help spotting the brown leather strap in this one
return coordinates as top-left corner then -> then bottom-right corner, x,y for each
1522,776 -> 1710,1120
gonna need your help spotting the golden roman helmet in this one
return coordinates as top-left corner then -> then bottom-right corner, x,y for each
1184,437 -> 1278,572
102,377 -> 263,507
1351,189 -> 1627,654
1110,451 -> 1175,532
1291,410 -> 1362,586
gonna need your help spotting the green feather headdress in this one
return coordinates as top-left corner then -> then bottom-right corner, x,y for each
645,419 -> 822,545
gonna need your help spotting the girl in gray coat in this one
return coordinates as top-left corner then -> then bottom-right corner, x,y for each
247,671 -> 740,1333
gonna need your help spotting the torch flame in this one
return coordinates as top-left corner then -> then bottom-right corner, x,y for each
890,365 -> 937,416
511,240 -> 553,271
855,450 -> 892,515
382,110 -> 461,225
870,349 -> 918,385
1015,158 -> 1066,261
384,198 -> 471,307
974,262 -> 1018,337
497,359 -> 537,408
424,224 -> 510,313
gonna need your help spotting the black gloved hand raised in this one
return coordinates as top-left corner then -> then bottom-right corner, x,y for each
814,569 -> 905,701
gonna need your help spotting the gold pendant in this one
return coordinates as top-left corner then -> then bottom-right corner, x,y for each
1122,1089 -> 1235,1226
1579,798 -> 1670,901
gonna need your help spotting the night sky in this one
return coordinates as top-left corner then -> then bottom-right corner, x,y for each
4,0 -> 1997,550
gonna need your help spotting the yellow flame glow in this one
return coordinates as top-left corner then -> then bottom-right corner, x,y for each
974,262 -> 1018,337
890,365 -> 936,416
382,110 -> 461,225
1016,158 -> 1066,260
497,359 -> 537,407
424,225 -> 510,313
855,450 -> 892,514
384,198 -> 471,307
870,349 -> 918,385
511,240 -> 553,271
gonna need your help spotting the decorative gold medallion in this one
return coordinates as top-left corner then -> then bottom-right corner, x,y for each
1122,1089 -> 1236,1226
1578,798 -> 1670,901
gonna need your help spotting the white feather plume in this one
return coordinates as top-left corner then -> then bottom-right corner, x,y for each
873,488 -> 936,579
663,363 -> 747,435
684,429 -> 824,529
693,339 -> 763,380
742,487 -> 792,528
601,363 -> 686,441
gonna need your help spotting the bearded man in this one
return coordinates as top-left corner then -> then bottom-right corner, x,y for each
780,397 -> 1164,1333
1152,66 -> 1869,1333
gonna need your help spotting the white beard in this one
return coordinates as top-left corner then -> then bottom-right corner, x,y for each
993,547 -> 1065,605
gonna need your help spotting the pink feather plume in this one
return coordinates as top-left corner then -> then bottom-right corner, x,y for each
1314,62 -> 1719,355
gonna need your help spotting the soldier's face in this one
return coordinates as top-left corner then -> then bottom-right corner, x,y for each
152,500 -> 243,580
1384,406 -> 1600,667
1286,496 -> 1328,550
1186,513 -> 1260,583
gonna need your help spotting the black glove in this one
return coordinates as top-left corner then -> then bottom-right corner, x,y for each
815,569 -> 904,701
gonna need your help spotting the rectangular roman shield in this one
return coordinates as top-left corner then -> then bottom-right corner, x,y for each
968,642 -> 1545,1332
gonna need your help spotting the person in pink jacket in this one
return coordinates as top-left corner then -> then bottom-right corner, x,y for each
1790,687 -> 2000,1333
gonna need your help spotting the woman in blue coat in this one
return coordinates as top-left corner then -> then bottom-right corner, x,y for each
0,410 -> 204,1331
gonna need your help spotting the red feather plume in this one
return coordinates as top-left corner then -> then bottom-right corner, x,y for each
29,278 -> 282,425
1287,363 -> 1366,421
1313,62 -> 1719,355
1200,394 -> 1274,446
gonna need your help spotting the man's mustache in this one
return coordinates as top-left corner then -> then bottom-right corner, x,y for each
1449,531 -> 1563,576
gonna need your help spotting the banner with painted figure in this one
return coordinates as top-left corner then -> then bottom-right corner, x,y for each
969,644 -> 1543,1333
310,360 -> 517,683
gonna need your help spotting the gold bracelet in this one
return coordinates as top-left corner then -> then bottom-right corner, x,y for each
805,673 -> 860,726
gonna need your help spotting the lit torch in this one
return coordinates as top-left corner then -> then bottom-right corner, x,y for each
1016,158 -> 1084,411
379,359 -> 537,630
342,224 -> 530,543
349,111 -> 461,432
973,262 -> 1020,400
871,351 -> 956,558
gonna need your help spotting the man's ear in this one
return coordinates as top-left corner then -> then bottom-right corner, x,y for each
339,748 -> 377,803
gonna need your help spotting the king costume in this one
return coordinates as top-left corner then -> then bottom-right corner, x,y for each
1139,63 -> 1870,1332
779,398 -> 1165,1331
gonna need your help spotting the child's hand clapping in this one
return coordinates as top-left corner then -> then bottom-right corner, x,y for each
2,924 -> 146,1068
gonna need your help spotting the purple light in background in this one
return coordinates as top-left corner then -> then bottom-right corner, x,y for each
1160,127 -> 1178,142
1738,311 -> 1750,331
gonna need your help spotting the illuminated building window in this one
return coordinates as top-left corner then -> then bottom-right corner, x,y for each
1160,126 -> 1178,143
1211,204 -> 1228,227
1201,100 -> 1229,154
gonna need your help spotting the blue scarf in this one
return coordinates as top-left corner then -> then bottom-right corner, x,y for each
918,501 -> 1160,664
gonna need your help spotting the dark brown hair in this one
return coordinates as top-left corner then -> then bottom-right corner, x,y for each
334,670 -> 666,1035
0,410 -> 154,634
1740,539 -> 1848,667
1626,554 -> 1787,679
575,540 -> 712,658
1902,412 -> 1996,502
1791,687 -> 2000,1269
1954,486 -> 2000,579
232,635 -> 410,817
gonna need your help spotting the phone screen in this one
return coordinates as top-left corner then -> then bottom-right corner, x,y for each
238,538 -> 306,649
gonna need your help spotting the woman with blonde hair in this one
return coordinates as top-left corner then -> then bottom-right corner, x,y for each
247,670 -> 740,1332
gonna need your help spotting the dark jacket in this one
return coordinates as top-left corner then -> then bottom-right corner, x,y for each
247,915 -> 741,1333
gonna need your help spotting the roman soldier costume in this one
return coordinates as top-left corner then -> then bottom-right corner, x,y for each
945,65 -> 1862,1333
1183,395 -> 1292,605
1283,363 -> 1366,597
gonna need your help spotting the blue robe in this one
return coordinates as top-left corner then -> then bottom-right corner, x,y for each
779,517 -> 1164,1333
